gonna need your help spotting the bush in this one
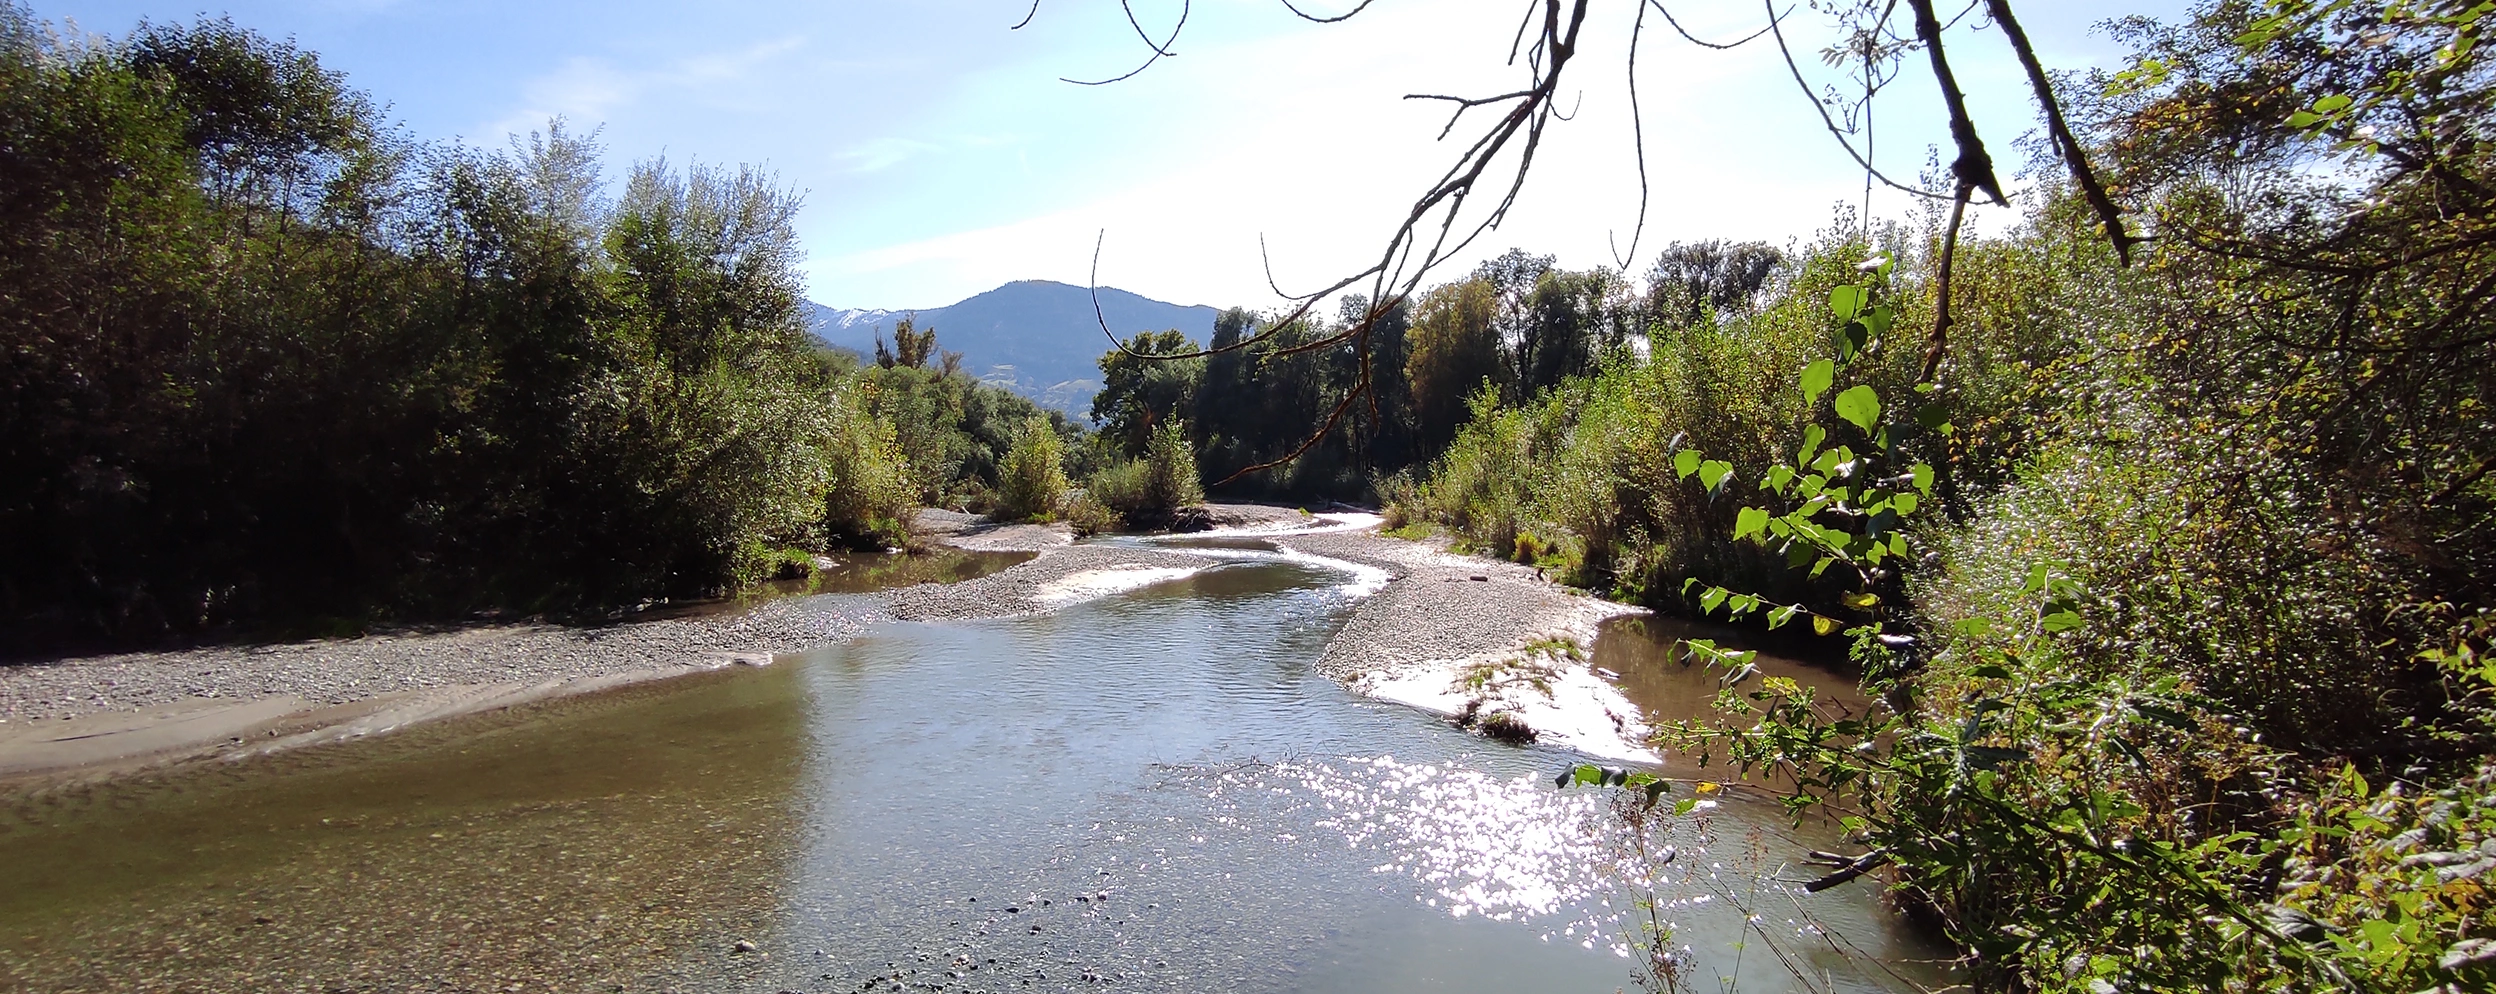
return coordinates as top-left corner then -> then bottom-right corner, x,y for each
1090,419 -> 1203,526
992,415 -> 1070,522
1061,491 -> 1122,535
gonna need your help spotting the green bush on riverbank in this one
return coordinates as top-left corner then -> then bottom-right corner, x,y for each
0,9 -> 920,641
1392,1 -> 2496,987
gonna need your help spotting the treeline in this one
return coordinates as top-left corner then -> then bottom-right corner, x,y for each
0,10 -> 1046,645
1377,1 -> 2496,989
1085,242 -> 1777,501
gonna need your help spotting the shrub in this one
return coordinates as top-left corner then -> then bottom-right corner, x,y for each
992,415 -> 1070,522
1090,419 -> 1203,526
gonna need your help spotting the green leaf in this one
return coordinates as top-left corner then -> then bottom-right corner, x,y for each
1968,664 -> 2012,679
1673,798 -> 1698,816
1700,586 -> 1728,614
2041,610 -> 2084,632
1673,449 -> 1701,479
1768,604 -> 1799,629
1801,359 -> 1835,406
1834,385 -> 1882,433
1810,614 -> 1840,635
2132,703 -> 2197,730
1798,425 -> 1826,467
2311,93 -> 2352,114
2285,110 -> 2321,128
1892,492 -> 1918,516
1840,590 -> 1881,610
1700,460 -> 1735,492
1862,303 -> 1894,340
1911,463 -> 1935,495
1762,465 -> 1797,494
1828,284 -> 1866,321
1733,507 -> 1770,541
2109,735 -> 2149,771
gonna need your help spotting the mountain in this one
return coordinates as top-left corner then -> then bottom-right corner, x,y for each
806,281 -> 1220,417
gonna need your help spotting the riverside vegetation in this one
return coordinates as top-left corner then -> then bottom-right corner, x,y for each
0,8 -> 1117,648
7,0 -> 2495,990
1399,2 -> 2496,991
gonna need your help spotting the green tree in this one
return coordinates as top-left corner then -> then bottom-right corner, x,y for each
1403,279 -> 1504,456
1091,328 -> 1202,456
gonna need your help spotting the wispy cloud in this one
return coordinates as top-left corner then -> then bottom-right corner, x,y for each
477,37 -> 808,143
835,137 -> 939,174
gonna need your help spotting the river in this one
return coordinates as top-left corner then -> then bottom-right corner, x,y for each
0,540 -> 1949,993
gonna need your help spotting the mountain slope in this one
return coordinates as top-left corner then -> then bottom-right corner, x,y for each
807,281 -> 1219,416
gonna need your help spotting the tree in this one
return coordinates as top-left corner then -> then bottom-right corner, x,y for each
1091,328 -> 1202,455
875,315 -> 948,370
1403,279 -> 1503,456
1644,240 -> 1783,331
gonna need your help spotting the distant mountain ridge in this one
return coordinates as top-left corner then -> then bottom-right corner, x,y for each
805,280 -> 1220,416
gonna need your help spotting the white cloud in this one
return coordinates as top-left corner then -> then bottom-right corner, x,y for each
835,137 -> 942,174
476,37 -> 808,145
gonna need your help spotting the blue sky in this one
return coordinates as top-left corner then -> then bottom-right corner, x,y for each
44,0 -> 2190,310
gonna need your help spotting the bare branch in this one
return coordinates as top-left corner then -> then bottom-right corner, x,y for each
1904,0 -> 2006,206
1765,0 -> 1953,201
1612,0 -> 1654,270
1274,0 -> 1380,24
1921,186 -> 1972,382
1647,0 -> 1779,51
1980,0 -> 2136,263
1063,0 -> 1190,86
1010,0 -> 1042,30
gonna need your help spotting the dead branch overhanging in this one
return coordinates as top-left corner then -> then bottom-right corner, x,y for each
1064,0 -> 1190,86
1276,0 -> 1380,24
1979,0 -> 2137,263
1049,0 -> 2140,481
1904,0 -> 2006,207
1766,0 -> 1954,202
1077,0 -> 1592,484
1647,0 -> 1779,51
1087,0 -> 1588,368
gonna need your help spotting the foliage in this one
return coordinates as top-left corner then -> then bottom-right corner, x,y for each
993,415 -> 1071,523
858,359 -> 1075,513
1087,418 -> 1203,526
0,9 -> 915,641
1090,328 -> 1201,456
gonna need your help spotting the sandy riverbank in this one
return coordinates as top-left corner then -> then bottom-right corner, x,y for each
0,504 -> 1653,786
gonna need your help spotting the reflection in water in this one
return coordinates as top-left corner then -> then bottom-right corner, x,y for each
665,547 -> 1036,617
0,553 -> 1946,993
1595,614 -> 1873,740
0,664 -> 809,992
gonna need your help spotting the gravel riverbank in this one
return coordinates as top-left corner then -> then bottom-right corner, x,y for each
0,503 -> 1649,782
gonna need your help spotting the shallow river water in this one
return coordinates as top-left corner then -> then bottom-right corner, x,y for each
0,544 -> 1949,993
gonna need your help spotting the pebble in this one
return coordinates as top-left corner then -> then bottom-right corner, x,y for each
2,599 -> 864,722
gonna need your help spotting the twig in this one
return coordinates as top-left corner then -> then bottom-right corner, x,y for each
1801,848 -> 1890,892
1063,0 -> 1190,85
1766,0 -> 1952,201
